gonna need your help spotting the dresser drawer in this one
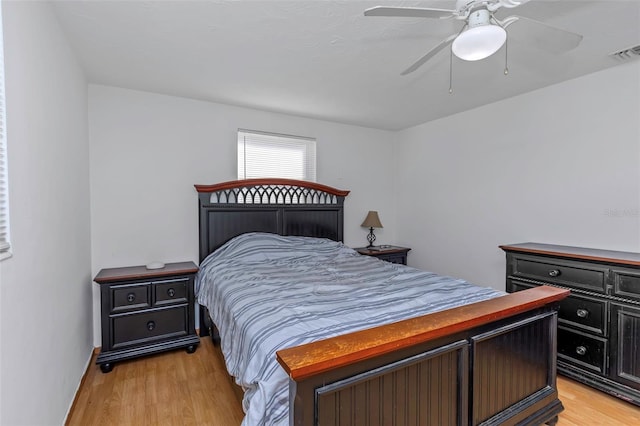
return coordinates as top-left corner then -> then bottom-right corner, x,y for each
558,327 -> 606,374
511,255 -> 607,293
154,278 -> 188,306
112,284 -> 150,312
559,293 -> 607,336
612,268 -> 640,303
111,305 -> 188,349
509,280 -> 607,335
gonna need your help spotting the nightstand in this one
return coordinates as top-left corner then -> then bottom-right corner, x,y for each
356,246 -> 411,265
94,261 -> 200,373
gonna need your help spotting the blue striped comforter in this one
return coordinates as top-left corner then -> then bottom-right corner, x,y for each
195,233 -> 503,426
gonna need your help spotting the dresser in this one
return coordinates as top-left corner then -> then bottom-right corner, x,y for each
501,243 -> 640,406
94,261 -> 200,373
356,246 -> 411,265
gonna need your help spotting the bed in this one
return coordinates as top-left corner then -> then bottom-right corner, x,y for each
194,178 -> 569,426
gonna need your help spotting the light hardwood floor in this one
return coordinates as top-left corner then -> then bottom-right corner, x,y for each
67,337 -> 640,425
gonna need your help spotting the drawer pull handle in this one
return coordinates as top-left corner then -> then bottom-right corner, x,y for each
167,288 -> 176,297
146,321 -> 156,331
548,269 -> 561,277
575,346 -> 587,356
576,309 -> 589,318
127,293 -> 136,303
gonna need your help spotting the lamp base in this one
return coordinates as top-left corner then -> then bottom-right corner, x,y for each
366,227 -> 376,248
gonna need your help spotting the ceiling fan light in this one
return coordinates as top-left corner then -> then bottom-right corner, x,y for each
452,25 -> 507,61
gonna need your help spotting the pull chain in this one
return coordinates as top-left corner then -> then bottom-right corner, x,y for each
449,24 -> 467,94
504,37 -> 509,75
449,47 -> 454,94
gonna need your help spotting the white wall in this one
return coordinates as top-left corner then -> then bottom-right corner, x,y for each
89,85 -> 396,345
0,1 -> 92,425
395,62 -> 640,291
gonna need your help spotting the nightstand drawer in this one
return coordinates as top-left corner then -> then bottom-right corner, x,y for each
112,305 -> 188,349
356,246 -> 410,265
381,253 -> 407,264
112,284 -> 150,312
511,255 -> 607,293
558,327 -> 606,374
154,278 -> 188,306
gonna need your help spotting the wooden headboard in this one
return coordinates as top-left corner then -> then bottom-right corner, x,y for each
194,178 -> 350,262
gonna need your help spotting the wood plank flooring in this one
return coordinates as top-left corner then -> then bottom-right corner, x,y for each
67,338 -> 244,426
67,337 -> 640,425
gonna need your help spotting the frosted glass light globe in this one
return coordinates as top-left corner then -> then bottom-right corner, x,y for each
452,25 -> 507,61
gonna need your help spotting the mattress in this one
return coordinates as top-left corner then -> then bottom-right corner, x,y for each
195,232 -> 503,426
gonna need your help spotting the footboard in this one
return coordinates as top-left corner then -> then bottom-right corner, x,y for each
277,286 -> 569,426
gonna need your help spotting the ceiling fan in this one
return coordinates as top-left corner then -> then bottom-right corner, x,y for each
364,0 -> 583,75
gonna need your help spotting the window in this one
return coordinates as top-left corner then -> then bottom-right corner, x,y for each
0,2 -> 10,260
237,129 -> 316,181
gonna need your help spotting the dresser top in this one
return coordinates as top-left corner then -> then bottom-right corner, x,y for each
94,261 -> 198,284
500,243 -> 640,267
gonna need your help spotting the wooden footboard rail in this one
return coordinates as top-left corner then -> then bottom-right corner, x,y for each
277,286 -> 570,426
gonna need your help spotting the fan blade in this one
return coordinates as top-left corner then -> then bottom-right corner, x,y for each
401,34 -> 458,75
499,16 -> 520,29
498,0 -> 532,9
364,6 -> 454,19
506,15 -> 583,53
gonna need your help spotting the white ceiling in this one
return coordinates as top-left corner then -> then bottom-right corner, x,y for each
51,0 -> 640,130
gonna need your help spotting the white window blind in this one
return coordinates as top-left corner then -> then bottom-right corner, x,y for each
0,2 -> 10,259
237,129 -> 316,181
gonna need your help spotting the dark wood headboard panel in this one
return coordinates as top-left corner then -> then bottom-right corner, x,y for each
195,179 -> 350,262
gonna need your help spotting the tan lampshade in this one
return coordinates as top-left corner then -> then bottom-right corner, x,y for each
361,211 -> 383,229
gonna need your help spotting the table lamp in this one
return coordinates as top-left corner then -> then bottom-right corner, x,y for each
361,211 -> 383,248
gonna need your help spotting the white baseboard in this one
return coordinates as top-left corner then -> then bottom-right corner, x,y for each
63,346 -> 96,424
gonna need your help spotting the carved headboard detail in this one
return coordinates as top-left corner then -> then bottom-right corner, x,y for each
195,179 -> 350,262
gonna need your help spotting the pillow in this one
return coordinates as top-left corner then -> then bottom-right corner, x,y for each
202,232 -> 355,267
